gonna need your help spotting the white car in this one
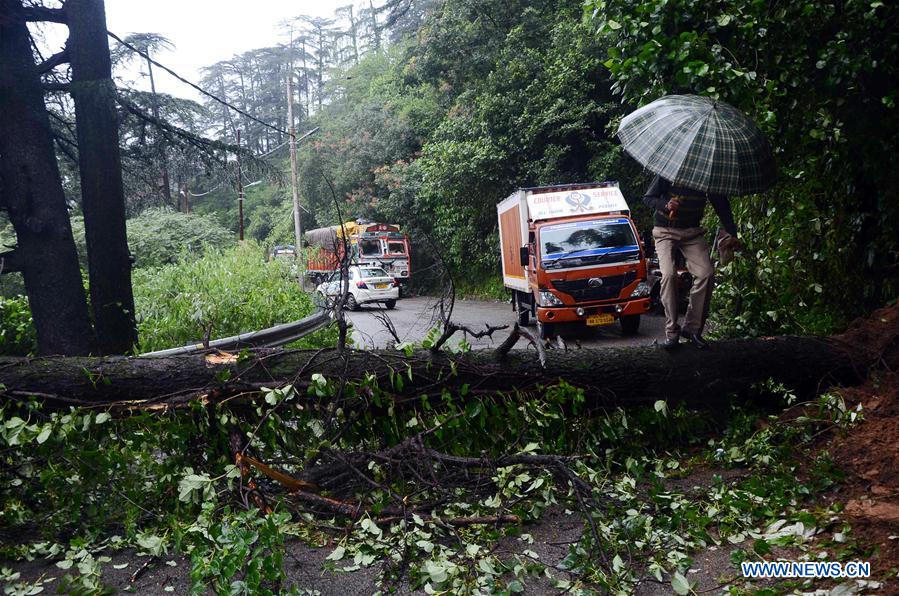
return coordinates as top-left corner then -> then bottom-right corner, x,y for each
315,266 -> 399,310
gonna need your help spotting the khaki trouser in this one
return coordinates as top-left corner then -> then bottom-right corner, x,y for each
652,226 -> 714,340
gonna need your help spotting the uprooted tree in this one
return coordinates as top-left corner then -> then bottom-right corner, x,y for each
2,304 -> 897,410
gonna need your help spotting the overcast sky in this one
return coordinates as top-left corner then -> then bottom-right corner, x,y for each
38,0 -> 349,100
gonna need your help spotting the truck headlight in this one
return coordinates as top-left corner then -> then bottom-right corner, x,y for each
538,290 -> 563,306
630,281 -> 651,298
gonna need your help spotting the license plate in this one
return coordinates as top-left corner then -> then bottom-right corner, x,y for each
586,313 -> 614,326
375,283 -> 388,289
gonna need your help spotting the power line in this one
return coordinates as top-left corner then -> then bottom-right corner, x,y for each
107,30 -> 289,136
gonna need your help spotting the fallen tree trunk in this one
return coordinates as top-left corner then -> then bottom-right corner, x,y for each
1,315 -> 891,409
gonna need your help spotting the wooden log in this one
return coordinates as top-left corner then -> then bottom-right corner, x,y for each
0,332 -> 876,410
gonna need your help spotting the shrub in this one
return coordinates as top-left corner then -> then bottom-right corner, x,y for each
69,208 -> 234,270
0,295 -> 36,356
126,208 -> 234,269
133,243 -> 335,352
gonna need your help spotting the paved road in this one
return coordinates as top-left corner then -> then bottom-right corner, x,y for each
348,296 -> 666,350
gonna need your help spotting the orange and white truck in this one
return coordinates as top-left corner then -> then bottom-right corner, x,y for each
497,182 -> 652,338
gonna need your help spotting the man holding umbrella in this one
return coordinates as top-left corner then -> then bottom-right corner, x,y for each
643,175 -> 740,349
617,95 -> 776,349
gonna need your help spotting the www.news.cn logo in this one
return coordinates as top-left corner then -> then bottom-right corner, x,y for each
741,560 -> 870,579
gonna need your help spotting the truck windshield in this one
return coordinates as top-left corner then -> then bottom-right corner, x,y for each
540,218 -> 639,269
387,241 -> 406,255
359,239 -> 381,256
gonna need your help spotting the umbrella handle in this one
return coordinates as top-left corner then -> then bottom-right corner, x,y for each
665,196 -> 680,221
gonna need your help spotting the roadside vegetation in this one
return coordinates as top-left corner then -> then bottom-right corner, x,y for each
0,365 -> 879,594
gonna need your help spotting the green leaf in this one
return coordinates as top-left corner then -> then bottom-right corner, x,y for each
136,533 -> 166,556
653,400 -> 668,416
753,538 -> 771,555
36,425 -> 52,444
671,571 -> 692,595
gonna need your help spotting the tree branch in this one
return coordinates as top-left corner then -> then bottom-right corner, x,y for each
495,323 -> 546,367
37,47 -> 69,74
42,81 -> 70,92
22,6 -> 67,24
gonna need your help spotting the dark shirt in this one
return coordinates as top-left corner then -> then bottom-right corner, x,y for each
642,175 -> 738,237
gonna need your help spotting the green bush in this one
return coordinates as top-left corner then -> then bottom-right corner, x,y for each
0,295 -> 36,356
69,208 -> 234,270
133,243 -> 335,352
455,275 -> 508,301
126,208 -> 234,269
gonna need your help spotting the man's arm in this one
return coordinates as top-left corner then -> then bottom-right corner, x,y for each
709,195 -> 738,237
642,175 -> 670,212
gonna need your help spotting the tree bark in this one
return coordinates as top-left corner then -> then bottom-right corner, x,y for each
0,0 -> 95,355
0,334 -> 874,409
67,0 -> 138,354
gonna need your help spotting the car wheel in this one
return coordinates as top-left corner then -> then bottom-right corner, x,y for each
345,294 -> 359,311
385,299 -> 396,310
620,314 -> 641,335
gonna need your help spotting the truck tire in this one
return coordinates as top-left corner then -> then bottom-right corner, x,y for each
537,321 -> 554,339
517,306 -> 530,327
385,299 -> 396,310
515,291 -> 532,326
620,314 -> 641,335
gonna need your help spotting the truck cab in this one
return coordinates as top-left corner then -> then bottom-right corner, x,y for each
497,182 -> 652,338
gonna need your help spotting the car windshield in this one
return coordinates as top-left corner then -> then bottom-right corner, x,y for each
359,267 -> 390,278
540,218 -> 639,269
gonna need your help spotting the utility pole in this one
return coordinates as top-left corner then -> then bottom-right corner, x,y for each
287,67 -> 303,273
236,128 -> 244,241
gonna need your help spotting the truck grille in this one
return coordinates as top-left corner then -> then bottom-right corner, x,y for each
551,272 -> 636,302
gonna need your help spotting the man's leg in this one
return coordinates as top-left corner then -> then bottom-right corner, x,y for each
680,229 -> 714,336
652,227 -> 680,340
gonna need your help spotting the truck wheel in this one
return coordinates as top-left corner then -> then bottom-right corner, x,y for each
517,307 -> 530,327
385,299 -> 396,310
345,294 -> 359,311
620,314 -> 641,335
537,321 -> 554,339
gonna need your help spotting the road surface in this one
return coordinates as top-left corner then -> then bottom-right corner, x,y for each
348,296 -> 666,350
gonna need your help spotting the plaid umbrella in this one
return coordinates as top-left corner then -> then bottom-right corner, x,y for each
617,95 -> 776,196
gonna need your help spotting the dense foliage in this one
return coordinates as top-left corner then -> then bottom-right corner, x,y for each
67,208 -> 235,270
0,296 -> 35,356
584,0 -> 899,334
0,242 -> 328,356
133,243 -> 332,352
0,370 -> 871,593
